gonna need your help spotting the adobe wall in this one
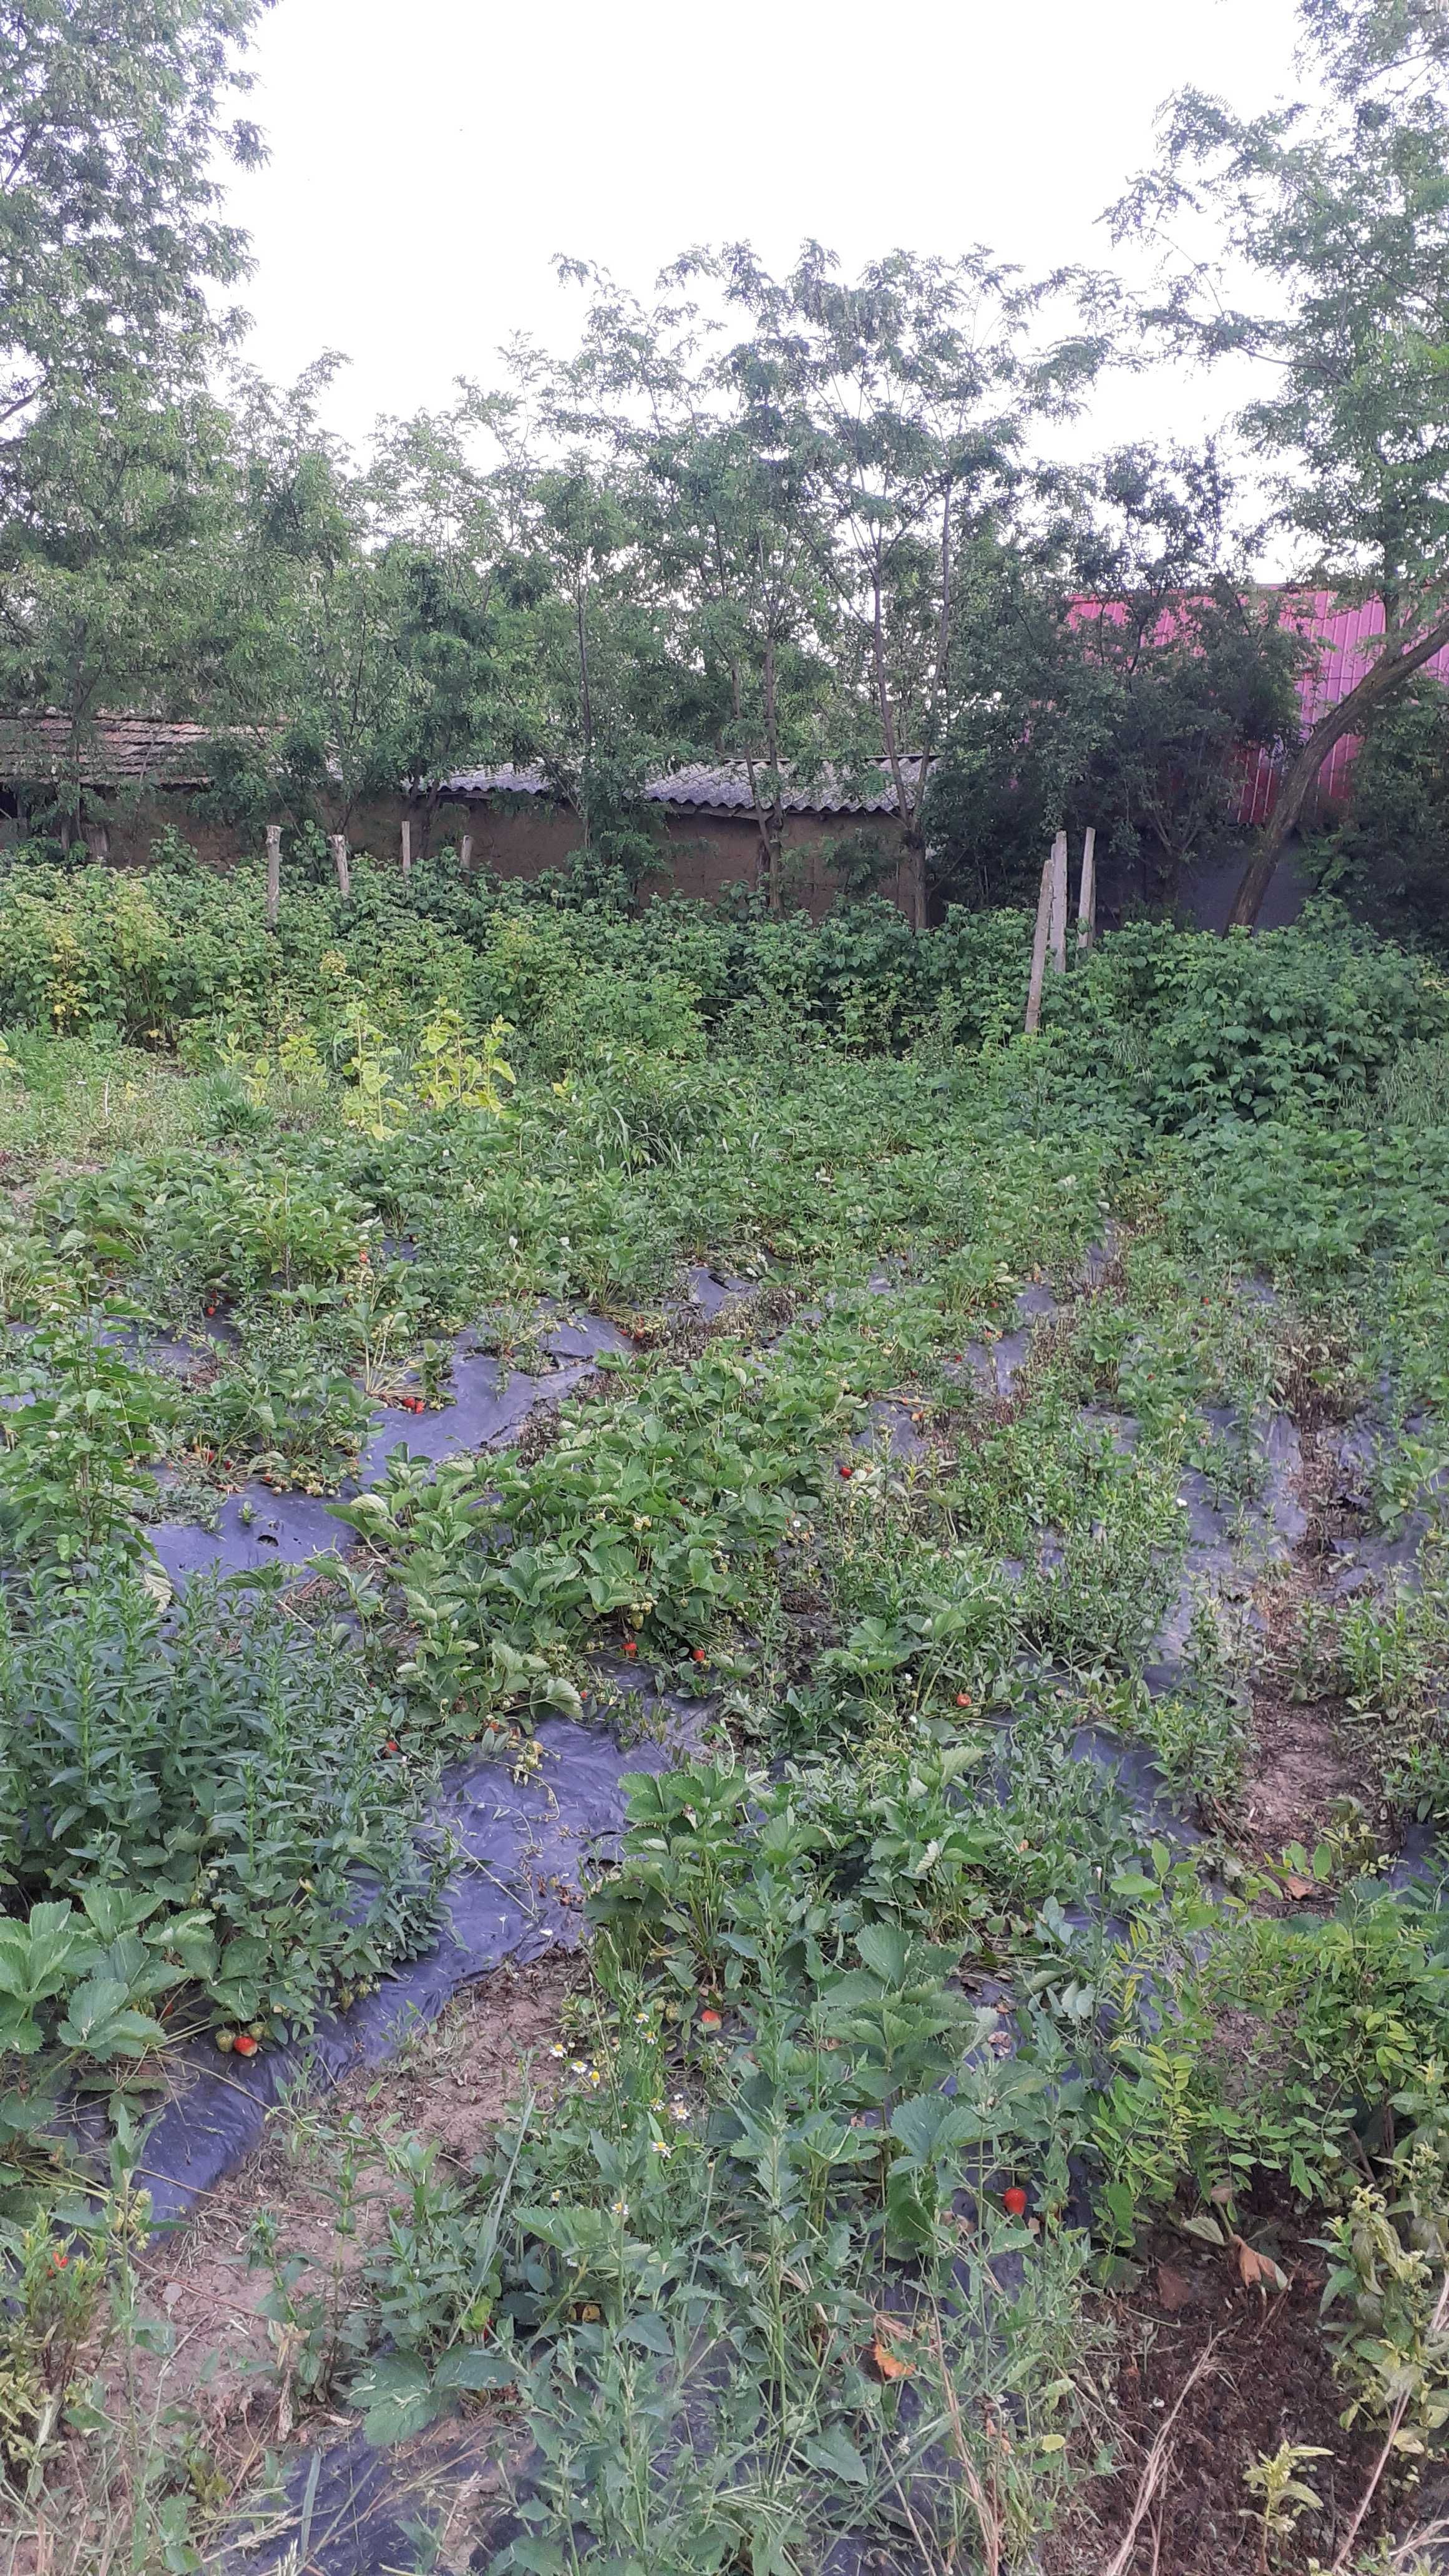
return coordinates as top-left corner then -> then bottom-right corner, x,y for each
1,785 -> 910,923
435,798 -> 909,921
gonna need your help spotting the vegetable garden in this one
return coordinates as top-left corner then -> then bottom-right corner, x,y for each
4,852 -> 1449,2574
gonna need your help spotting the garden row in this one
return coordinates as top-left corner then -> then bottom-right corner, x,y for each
2,870 -> 1449,2569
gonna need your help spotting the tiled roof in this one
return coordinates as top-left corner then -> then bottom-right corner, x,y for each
0,715 -> 215,789
440,759 -> 924,816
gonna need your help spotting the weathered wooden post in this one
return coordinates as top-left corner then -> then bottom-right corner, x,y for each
1076,826 -> 1096,955
1048,828 -> 1068,975
265,824 -> 281,929
400,818 -> 412,879
459,832 -> 474,871
1024,847 -> 1055,1035
330,833 -> 351,899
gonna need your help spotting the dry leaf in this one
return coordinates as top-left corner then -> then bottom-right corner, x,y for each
1284,1874 -> 1315,1900
1233,2235 -> 1290,2294
1208,2180 -> 1235,2205
870,2338 -> 916,2381
1156,2264 -> 1193,2313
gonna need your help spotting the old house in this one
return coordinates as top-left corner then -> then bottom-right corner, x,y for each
0,720 -> 914,918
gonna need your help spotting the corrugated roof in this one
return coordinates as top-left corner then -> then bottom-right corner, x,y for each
0,715 -> 214,789
0,727 -> 918,816
440,759 -> 921,816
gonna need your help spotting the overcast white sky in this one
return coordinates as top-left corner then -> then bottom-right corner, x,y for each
220,0 -> 1308,475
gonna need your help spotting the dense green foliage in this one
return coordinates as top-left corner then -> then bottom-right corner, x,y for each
0,874 -> 1447,2559
1306,675 -> 1449,953
13,0 -> 1449,2559
0,1571 -> 440,2077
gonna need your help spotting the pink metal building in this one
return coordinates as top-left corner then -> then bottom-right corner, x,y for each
1233,592 -> 1449,826
1072,589 -> 1449,828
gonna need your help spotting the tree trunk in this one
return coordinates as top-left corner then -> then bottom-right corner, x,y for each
900,841 -> 927,932
762,635 -> 783,914
265,824 -> 281,929
576,586 -> 593,761
869,572 -> 925,929
330,834 -> 350,899
1227,608 -> 1449,929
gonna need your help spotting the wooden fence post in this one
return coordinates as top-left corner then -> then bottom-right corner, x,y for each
1076,826 -> 1096,955
330,833 -> 351,899
459,832 -> 474,871
1024,847 -> 1055,1035
1048,828 -> 1068,974
265,824 -> 281,929
400,818 -> 412,879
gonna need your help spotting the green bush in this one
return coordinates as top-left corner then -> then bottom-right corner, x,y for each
0,1567 -> 443,2039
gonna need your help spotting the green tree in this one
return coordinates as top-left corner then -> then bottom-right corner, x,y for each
196,372 -> 520,859
1304,672 -> 1449,947
0,0 -> 268,463
704,244 -> 1106,926
539,260 -> 840,909
485,318 -> 694,892
1115,0 -> 1449,924
0,384 -> 240,836
924,447 -> 1300,910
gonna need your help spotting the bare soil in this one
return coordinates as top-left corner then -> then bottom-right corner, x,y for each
1051,1386 -> 1436,2574
1237,1676 -> 1382,1856
1050,2191 -> 1405,2575
7,1949 -> 584,2569
1231,1438 -> 1397,1863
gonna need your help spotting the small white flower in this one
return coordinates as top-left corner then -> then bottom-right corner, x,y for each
549,2044 -> 566,2059
650,2140 -> 673,2157
610,2199 -> 628,2219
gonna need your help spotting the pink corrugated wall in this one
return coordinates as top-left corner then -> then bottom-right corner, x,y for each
1070,592 -> 1449,826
